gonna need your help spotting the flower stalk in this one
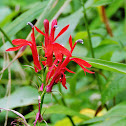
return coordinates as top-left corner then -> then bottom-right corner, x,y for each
40,87 -> 46,113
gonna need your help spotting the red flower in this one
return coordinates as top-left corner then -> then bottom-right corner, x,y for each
46,35 -> 94,92
35,19 -> 71,67
6,22 -> 41,72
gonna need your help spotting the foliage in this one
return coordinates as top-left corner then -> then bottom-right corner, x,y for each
0,0 -> 126,126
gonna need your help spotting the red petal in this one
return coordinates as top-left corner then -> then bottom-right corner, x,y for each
79,63 -> 94,74
44,19 -> 49,47
45,44 -> 53,56
50,19 -> 57,43
12,39 -> 28,45
46,59 -> 58,76
73,60 -> 94,74
42,61 -> 46,66
53,43 -> 71,57
31,27 -> 36,45
61,72 -> 67,89
71,42 -> 77,53
43,19 -> 49,34
54,25 -> 69,41
47,53 -> 53,67
60,57 -> 70,68
53,48 -> 63,61
69,35 -> 73,50
46,72 -> 58,92
30,46 -> 42,72
47,66 -> 57,79
45,44 -> 53,67
35,26 -> 48,37
65,67 -> 75,74
71,58 -> 92,68
6,45 -> 25,51
51,19 -> 57,28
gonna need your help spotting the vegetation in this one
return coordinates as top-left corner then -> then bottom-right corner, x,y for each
0,0 -> 126,126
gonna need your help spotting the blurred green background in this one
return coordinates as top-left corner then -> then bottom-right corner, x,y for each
1,0 -> 126,126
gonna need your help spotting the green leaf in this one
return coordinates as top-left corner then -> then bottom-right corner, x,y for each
99,39 -> 118,45
0,11 -> 19,27
111,50 -> 126,62
0,86 -> 38,109
92,0 -> 114,7
81,57 -> 126,74
25,105 -> 90,120
1,1 -> 48,38
92,44 -> 119,58
83,101 -> 126,126
29,0 -> 71,40
101,73 -> 126,104
0,7 -> 11,22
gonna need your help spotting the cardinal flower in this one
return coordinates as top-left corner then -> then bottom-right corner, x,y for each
6,22 -> 41,72
46,35 -> 94,92
35,19 -> 71,67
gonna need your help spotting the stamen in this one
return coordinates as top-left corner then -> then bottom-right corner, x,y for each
53,25 -> 59,29
27,22 -> 34,28
76,39 -> 83,44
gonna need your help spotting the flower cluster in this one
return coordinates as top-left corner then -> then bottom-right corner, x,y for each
6,19 -> 94,92
6,19 -> 94,126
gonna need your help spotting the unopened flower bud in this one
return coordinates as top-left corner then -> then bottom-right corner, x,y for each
40,83 -> 44,91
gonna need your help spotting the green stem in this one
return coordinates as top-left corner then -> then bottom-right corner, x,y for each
66,115 -> 75,126
61,98 -> 75,126
40,67 -> 48,113
0,27 -> 12,43
81,1 -> 104,105
58,84 -> 75,126
40,88 -> 46,114
81,0 -> 94,58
